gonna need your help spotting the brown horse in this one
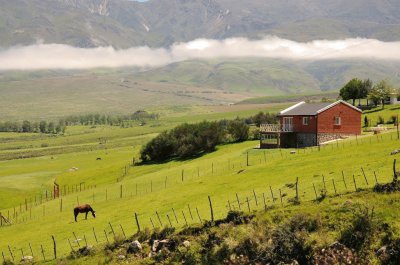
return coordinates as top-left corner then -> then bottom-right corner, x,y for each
74,204 -> 96,222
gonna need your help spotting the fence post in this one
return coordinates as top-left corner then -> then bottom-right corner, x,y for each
253,189 -> 258,206
353,174 -> 358,191
262,193 -> 267,211
269,186 -> 275,202
73,232 -> 80,247
109,222 -> 116,238
332,179 -> 337,195
167,214 -> 173,227
84,234 -> 88,247
279,189 -> 283,205
172,208 -> 179,224
393,159 -> 398,182
104,230 -> 109,243
8,245 -> 14,261
156,211 -> 163,226
93,227 -> 98,243
361,167 -> 369,185
182,211 -> 188,225
313,183 -> 318,200
236,193 -> 241,210
295,177 -> 299,201
120,185 -> 123,199
196,207 -> 202,223
342,170 -> 347,191
29,243 -> 34,258
51,235 -> 56,259
246,197 -> 250,212
322,175 -> 326,191
40,245 -> 45,261
374,171 -> 378,184
134,213 -> 141,232
181,169 -> 184,182
247,152 -> 249,166
119,224 -> 126,239
150,217 -> 155,229
208,196 -> 214,222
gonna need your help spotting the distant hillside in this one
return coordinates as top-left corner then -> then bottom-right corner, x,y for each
1,0 -> 400,48
1,58 -> 399,120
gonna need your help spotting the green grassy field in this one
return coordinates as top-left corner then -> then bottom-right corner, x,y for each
0,103 -> 399,263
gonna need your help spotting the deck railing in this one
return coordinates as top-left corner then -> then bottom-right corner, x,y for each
260,123 -> 293,132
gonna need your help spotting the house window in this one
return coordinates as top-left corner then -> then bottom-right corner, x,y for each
302,117 -> 309,125
335,116 -> 341,125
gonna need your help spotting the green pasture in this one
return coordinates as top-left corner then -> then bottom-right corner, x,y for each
0,103 -> 399,262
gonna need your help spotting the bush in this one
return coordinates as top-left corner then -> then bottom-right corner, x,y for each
377,116 -> 385,125
378,238 -> 400,265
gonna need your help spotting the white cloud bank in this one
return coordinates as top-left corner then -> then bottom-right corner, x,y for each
1,36 -> 400,70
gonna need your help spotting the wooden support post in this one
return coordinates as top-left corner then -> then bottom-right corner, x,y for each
361,167 -> 369,185
246,197 -> 250,212
188,204 -> 194,220
92,227 -> 98,244
150,217 -> 155,229
181,169 -> 184,182
262,193 -> 267,210
167,214 -> 173,227
51,235 -> 56,259
269,186 -> 275,202
109,222 -> 116,238
393,159 -> 398,182
84,234 -> 88,247
29,243 -> 34,258
40,245 -> 45,261
182,211 -> 188,225
279,189 -> 283,205
8,245 -> 14,261
68,239 -> 74,252
196,207 -> 201,223
236,193 -> 241,210
120,184 -> 122,199
156,211 -> 163,226
208,196 -> 214,222
119,224 -> 126,239
253,189 -> 258,206
104,230 -> 109,243
295,177 -> 299,201
172,208 -> 179,223
73,232 -> 80,247
322,175 -> 326,191
332,179 -> 337,195
353,174 -> 358,191
374,171 -> 378,184
342,171 -> 347,191
313,183 -> 318,200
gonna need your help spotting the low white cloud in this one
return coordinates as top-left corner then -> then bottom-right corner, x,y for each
0,36 -> 400,70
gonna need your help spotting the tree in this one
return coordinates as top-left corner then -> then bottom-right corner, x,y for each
340,78 -> 363,105
21,120 -> 31,132
39,121 -> 47,133
228,119 -> 249,142
359,79 -> 372,105
368,80 -> 392,109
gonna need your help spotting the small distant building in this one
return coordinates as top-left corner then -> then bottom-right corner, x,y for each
389,93 -> 400,105
260,100 -> 362,148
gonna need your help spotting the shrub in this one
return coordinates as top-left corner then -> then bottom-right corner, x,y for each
377,116 -> 385,125
378,238 -> 400,265
339,207 -> 375,252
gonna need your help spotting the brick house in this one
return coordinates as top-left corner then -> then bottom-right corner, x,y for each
260,100 -> 362,148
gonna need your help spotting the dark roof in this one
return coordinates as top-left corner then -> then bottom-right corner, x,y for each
279,100 -> 362,116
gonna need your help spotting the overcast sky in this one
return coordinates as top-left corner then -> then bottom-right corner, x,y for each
0,36 -> 399,70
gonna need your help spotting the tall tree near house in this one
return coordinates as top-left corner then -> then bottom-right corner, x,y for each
368,80 -> 392,109
340,78 -> 363,105
359,79 -> 372,105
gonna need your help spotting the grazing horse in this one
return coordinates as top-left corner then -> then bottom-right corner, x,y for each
74,204 -> 96,222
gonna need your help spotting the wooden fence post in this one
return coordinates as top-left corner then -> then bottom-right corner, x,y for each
208,196 -> 214,222
40,245 -> 45,261
246,197 -> 250,212
84,234 -> 88,247
119,224 -> 126,239
247,152 -> 249,166
295,177 -> 299,201
51,235 -> 56,259
134,213 -> 141,232
150,217 -> 155,229
269,186 -> 275,202
181,169 -> 184,182
73,232 -> 80,247
8,245 -> 14,261
109,222 -> 116,238
104,230 -> 109,243
93,227 -> 98,244
313,183 -> 318,200
156,211 -> 163,226
262,193 -> 267,210
172,208 -> 179,224
236,193 -> 241,210
60,198 -> 62,212
196,207 -> 202,222
29,243 -> 34,258
322,175 -> 326,191
342,170 -> 347,191
120,185 -> 123,199
393,159 -> 398,182
167,214 -> 173,227
361,167 -> 369,185
332,179 -> 337,195
253,189 -> 258,206
182,211 -> 188,225
188,204 -> 194,220
353,174 -> 358,191
374,171 -> 378,184
279,189 -> 283,205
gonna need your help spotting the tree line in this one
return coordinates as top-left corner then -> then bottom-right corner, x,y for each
340,78 -> 399,108
140,112 -> 278,162
0,110 -> 159,134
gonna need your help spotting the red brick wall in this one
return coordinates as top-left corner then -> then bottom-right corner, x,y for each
280,115 -> 317,133
317,103 -> 361,134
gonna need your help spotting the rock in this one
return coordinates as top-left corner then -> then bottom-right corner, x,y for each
21,255 -> 33,262
183,240 -> 190,248
390,149 -> 400,155
152,239 -> 169,252
127,240 -> 142,254
118,254 -> 126,260
376,245 -> 387,256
